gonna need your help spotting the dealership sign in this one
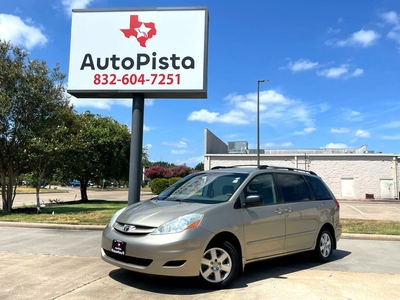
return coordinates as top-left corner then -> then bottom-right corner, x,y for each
68,7 -> 209,98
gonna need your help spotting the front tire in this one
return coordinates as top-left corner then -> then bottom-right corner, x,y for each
199,241 -> 240,289
314,228 -> 333,262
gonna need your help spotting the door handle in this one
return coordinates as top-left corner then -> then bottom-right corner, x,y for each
284,206 -> 292,213
275,208 -> 283,215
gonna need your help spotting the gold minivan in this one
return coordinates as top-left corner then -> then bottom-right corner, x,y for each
101,166 -> 341,288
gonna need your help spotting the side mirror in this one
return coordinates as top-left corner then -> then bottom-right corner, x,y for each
245,194 -> 264,206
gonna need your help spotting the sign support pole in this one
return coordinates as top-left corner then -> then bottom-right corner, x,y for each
128,93 -> 144,205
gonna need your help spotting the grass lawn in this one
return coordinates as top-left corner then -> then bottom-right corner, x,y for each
0,200 -> 125,226
0,201 -> 399,235
341,219 -> 400,235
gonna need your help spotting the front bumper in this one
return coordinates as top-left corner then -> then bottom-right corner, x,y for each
101,225 -> 212,277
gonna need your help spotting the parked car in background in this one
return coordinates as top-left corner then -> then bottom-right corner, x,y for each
68,180 -> 80,187
40,179 -> 49,187
101,165 -> 341,288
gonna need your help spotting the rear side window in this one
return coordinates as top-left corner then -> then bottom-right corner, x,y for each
304,176 -> 333,200
276,173 -> 311,202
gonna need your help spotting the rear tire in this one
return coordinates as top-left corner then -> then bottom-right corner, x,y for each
199,241 -> 240,289
314,228 -> 333,262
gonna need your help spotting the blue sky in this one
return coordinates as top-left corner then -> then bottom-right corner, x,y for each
1,0 -> 400,167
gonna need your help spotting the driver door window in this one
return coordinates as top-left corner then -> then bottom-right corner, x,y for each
245,174 -> 277,205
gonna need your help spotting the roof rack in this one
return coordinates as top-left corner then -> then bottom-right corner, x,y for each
211,165 -> 258,170
264,165 -> 317,176
211,165 -> 317,176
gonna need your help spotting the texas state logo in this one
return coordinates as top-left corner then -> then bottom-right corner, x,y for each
120,15 -> 157,47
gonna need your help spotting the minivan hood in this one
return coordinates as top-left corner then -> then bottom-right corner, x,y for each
117,200 -> 208,227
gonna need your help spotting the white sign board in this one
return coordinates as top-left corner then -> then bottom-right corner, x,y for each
68,7 -> 208,98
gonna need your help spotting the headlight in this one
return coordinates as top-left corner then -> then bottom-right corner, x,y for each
152,213 -> 203,235
108,207 -> 126,227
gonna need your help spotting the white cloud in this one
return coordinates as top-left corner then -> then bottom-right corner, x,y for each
187,109 -> 242,124
317,65 -> 363,79
304,127 -> 316,133
381,11 -> 399,25
380,11 -> 400,48
162,141 -> 187,148
70,98 -> 112,109
294,127 -> 316,135
330,127 -> 350,133
317,65 -> 349,78
382,135 -> 400,140
67,86 -> 135,109
188,89 -> 330,132
348,109 -> 361,119
0,14 -> 47,50
145,99 -> 154,106
387,30 -> 400,45
352,68 -> 364,77
380,121 -> 400,128
143,125 -> 150,131
324,143 -> 349,148
326,29 -> 380,48
69,96 -> 132,109
188,90 -> 322,128
171,149 -> 194,155
264,142 -> 293,148
327,28 -> 341,34
340,108 -> 363,122
284,59 -> 319,72
355,129 -> 370,138
61,0 -> 94,16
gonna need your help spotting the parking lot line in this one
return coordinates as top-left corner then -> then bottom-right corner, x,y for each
343,203 -> 365,214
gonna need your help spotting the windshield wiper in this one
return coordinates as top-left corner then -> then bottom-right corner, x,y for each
166,198 -> 190,202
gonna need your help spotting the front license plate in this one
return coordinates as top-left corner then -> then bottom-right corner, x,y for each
111,239 -> 126,255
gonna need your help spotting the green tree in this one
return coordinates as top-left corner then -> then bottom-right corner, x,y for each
148,161 -> 175,168
0,40 -> 69,213
142,146 -> 150,167
26,104 -> 76,212
194,162 -> 204,171
64,111 -> 131,202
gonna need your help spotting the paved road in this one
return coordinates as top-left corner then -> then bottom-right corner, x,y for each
0,227 -> 399,300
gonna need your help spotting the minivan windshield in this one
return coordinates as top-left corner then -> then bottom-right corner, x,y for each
156,172 -> 248,203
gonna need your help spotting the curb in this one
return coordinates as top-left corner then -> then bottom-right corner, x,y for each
1,222 -> 400,241
0,221 -> 104,231
341,233 -> 400,241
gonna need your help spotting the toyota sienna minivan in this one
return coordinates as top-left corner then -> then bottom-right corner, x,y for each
101,165 -> 341,288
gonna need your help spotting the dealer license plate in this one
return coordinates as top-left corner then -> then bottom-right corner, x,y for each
111,240 -> 126,255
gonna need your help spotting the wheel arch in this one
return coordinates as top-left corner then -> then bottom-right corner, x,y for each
320,223 -> 337,250
207,231 -> 244,272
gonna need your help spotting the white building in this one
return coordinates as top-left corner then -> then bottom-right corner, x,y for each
203,129 -> 400,200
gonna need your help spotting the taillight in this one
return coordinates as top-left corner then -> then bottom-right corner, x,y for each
334,198 -> 340,209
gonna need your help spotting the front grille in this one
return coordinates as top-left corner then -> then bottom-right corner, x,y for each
114,222 -> 156,235
104,249 -> 153,266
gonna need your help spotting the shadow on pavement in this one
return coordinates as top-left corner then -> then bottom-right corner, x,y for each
108,249 -> 351,294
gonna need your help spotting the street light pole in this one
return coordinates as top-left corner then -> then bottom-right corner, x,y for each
257,79 -> 269,167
